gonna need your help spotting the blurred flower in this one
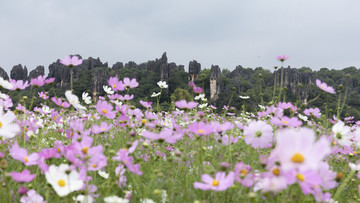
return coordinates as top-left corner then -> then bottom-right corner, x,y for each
103,85 -> 115,95
151,92 -> 161,97
73,195 -> 94,203
98,170 -> 109,179
239,95 -> 250,99
157,81 -> 168,89
316,79 -> 335,94
243,120 -> 274,148
0,77 -> 13,89
108,77 -> 124,91
104,196 -> 129,203
123,78 -> 139,89
45,164 -> 83,197
82,92 -> 91,104
277,55 -> 289,62
194,171 -> 235,191
65,90 -> 86,111
20,190 -> 46,203
10,79 -> 29,90
332,120 -> 352,146
175,100 -> 197,110
11,169 -> 36,183
60,55 -> 82,67
0,107 -> 20,139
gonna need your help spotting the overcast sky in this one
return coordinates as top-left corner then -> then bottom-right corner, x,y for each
1,0 -> 360,74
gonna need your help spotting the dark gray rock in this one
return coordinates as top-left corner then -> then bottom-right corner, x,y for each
188,60 -> 201,82
0,66 -> 9,80
28,66 -> 45,79
10,64 -> 28,81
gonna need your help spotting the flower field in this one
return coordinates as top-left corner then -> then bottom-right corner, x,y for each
1,56 -> 360,203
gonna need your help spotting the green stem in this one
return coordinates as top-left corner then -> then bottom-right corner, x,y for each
336,91 -> 342,119
70,69 -> 73,92
271,70 -> 277,104
258,78 -> 264,106
334,169 -> 355,200
278,63 -> 284,102
339,78 -> 350,117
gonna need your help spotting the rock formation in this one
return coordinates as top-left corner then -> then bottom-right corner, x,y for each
188,60 -> 201,83
10,64 -> 28,81
210,65 -> 221,100
28,66 -> 45,79
0,66 -> 9,80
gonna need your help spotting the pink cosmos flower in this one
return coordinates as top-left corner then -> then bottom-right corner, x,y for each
271,116 -> 302,128
96,100 -> 116,119
20,190 -> 46,203
10,79 -> 29,90
92,122 -> 113,134
108,77 -> 125,91
141,128 -> 183,144
51,97 -> 70,108
175,100 -> 197,110
277,55 -> 289,62
243,120 -> 274,148
30,75 -> 47,87
188,121 -> 214,136
234,162 -> 255,187
118,94 -> 134,101
11,169 -> 36,183
194,171 -> 235,191
303,108 -> 321,118
268,127 -> 330,172
9,143 -> 39,166
123,78 -> 139,89
60,55 -> 83,67
193,86 -> 203,93
316,79 -> 335,94
38,91 -> 49,100
140,100 -> 152,108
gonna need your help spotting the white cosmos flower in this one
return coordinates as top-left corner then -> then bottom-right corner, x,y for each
82,92 -> 91,104
239,95 -> 250,99
298,114 -> 308,121
0,107 -> 20,139
104,195 -> 129,203
157,81 -> 168,89
98,170 -> 109,179
332,120 -> 353,146
151,92 -> 161,97
198,103 -> 208,108
103,85 -> 114,95
194,94 -> 205,100
73,195 -> 94,203
45,164 -> 83,197
41,105 -> 51,114
0,77 -> 13,90
65,90 -> 86,111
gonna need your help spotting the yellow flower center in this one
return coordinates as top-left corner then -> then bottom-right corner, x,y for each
57,179 -> 66,187
101,128 -> 105,131
141,119 -> 147,124
82,147 -> 89,154
102,109 -> 107,114
113,84 -> 117,88
272,168 -> 280,176
321,85 -> 325,89
354,151 -> 357,155
240,169 -> 248,176
0,121 -> 2,128
197,129 -> 205,134
92,164 -> 97,168
282,120 -> 288,125
24,157 -> 29,163
296,173 -> 305,182
57,148 -> 61,152
53,116 -> 56,120
24,128 -> 28,132
212,180 -> 219,186
291,153 -> 305,163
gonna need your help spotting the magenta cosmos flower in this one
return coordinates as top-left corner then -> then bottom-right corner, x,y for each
10,79 -> 29,90
60,55 -> 83,67
277,55 -> 289,62
123,78 -> 139,89
97,100 -> 116,119
243,120 -> 274,148
11,169 -> 36,183
9,143 -> 39,166
141,128 -> 183,144
316,79 -> 335,94
194,171 -> 235,191
188,121 -> 214,136
175,100 -> 197,110
108,77 -> 125,91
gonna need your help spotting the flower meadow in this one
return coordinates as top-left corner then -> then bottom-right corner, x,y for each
1,55 -> 360,203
